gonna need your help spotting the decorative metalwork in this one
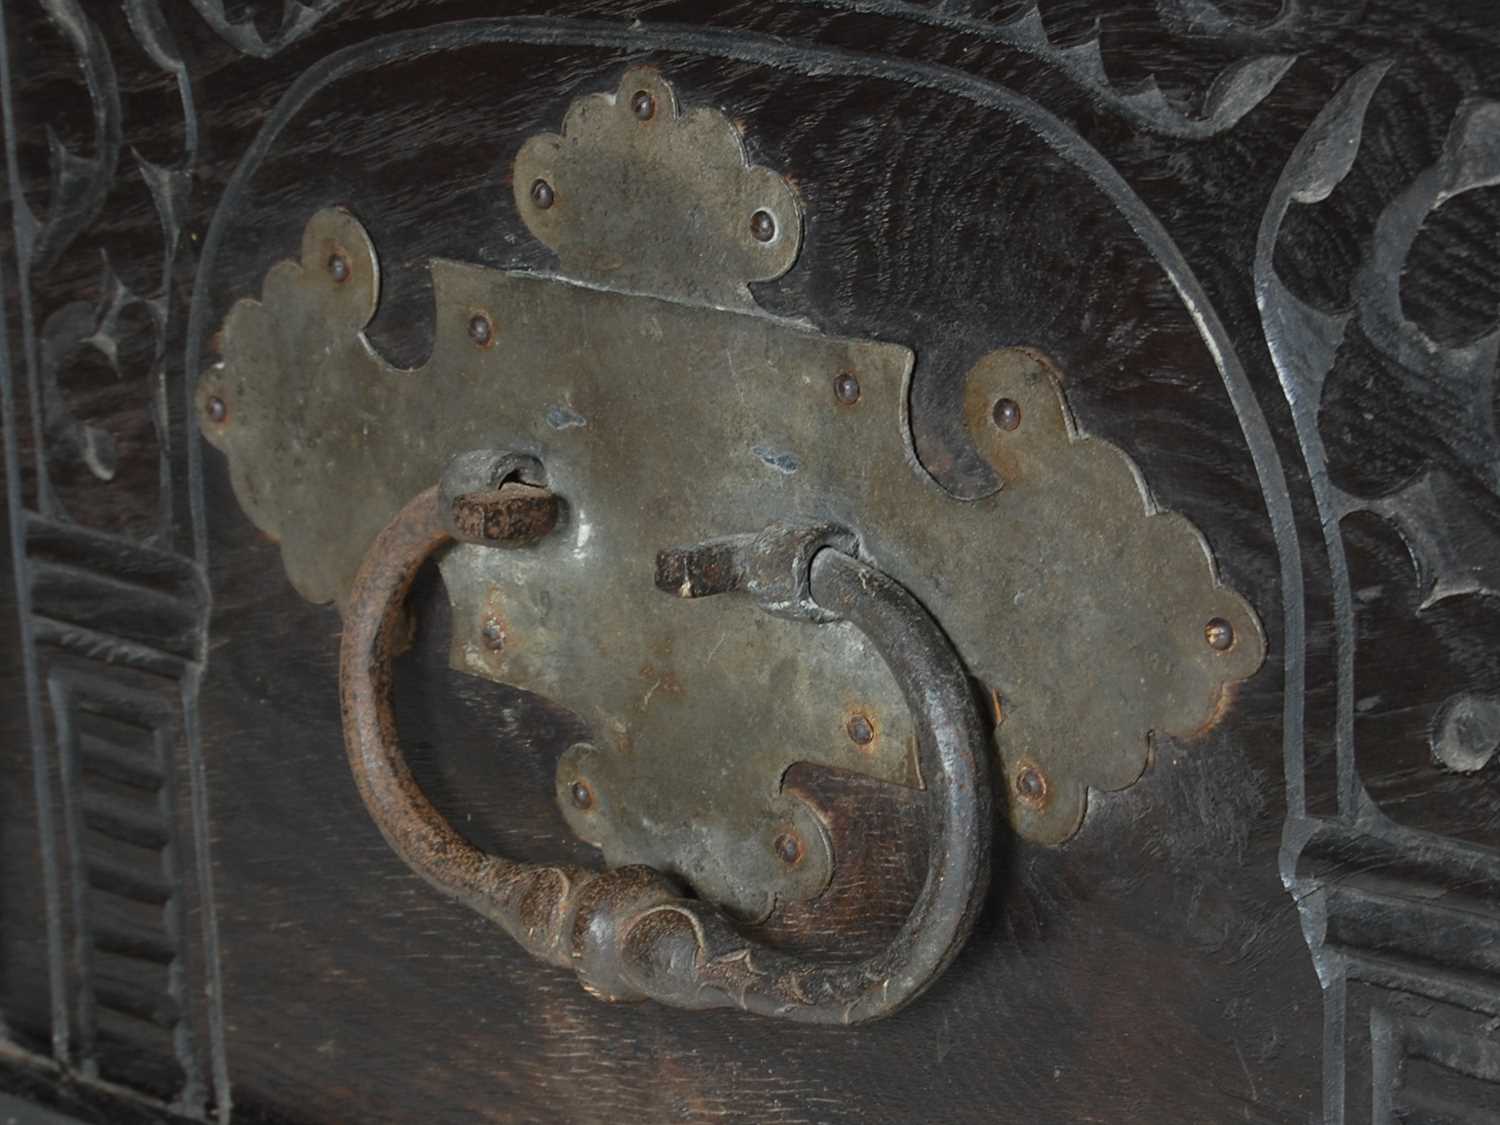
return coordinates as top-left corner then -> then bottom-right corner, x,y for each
340,491 -> 991,1022
8,0 -> 1493,1109
198,68 -> 1264,938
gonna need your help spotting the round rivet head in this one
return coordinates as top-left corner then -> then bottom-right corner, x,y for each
205,395 -> 227,424
468,314 -> 492,347
530,179 -> 555,210
773,831 -> 804,866
846,714 -> 875,746
750,209 -> 776,243
327,253 -> 350,283
569,780 -> 593,810
1205,617 -> 1235,651
833,372 -> 861,406
480,619 -> 504,651
630,90 -> 655,120
992,397 -> 1021,432
1015,765 -> 1047,807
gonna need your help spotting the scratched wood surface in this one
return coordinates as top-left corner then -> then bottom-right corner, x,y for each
3,2 -> 1499,1123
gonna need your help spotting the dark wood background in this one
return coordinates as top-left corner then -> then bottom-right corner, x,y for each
3,2 -> 1499,1122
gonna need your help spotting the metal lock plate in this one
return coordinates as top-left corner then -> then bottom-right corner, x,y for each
199,68 -> 1264,919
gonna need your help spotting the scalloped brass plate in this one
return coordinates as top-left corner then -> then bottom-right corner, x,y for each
198,68 -> 1264,916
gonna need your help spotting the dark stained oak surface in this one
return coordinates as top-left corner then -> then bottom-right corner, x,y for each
3,2 -> 1499,1123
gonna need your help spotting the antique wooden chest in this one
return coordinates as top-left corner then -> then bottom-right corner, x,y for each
3,2 -> 1499,1122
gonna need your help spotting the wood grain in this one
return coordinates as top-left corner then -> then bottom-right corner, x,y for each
3,1 -> 1499,1122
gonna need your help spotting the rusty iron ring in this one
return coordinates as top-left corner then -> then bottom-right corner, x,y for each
340,485 -> 992,1023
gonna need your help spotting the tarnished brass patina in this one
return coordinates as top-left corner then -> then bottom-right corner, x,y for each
198,68 -> 1264,938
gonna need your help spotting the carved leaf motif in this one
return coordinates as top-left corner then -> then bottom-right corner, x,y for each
32,0 -> 121,274
1155,0 -> 1299,41
811,0 -> 1295,138
1352,98 -> 1500,495
1366,470 -> 1500,607
184,0 -> 337,58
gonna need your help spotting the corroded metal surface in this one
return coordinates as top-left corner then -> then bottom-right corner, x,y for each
199,69 -> 1265,913
199,206 -> 915,915
512,67 -> 802,311
340,488 -> 990,1024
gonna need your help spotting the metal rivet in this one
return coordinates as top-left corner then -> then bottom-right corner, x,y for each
1205,617 -> 1235,651
773,831 -> 803,865
530,179 -> 555,209
205,395 -> 227,424
833,372 -> 861,406
570,780 -> 593,810
750,209 -> 776,243
468,314 -> 493,347
846,714 -> 874,746
992,397 -> 1021,432
327,253 -> 349,283
481,619 -> 504,651
631,90 -> 655,120
1016,765 -> 1047,807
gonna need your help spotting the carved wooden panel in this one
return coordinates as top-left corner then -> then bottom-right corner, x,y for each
2,2 -> 1497,1123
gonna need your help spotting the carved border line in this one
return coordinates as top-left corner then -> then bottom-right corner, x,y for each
1258,61 -> 1500,1124
0,0 -> 70,1065
0,0 -> 228,1119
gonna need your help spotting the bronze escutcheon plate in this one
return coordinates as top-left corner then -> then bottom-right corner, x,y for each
198,67 -> 1264,919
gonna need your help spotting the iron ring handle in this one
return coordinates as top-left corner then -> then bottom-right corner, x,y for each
339,483 -> 992,1024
